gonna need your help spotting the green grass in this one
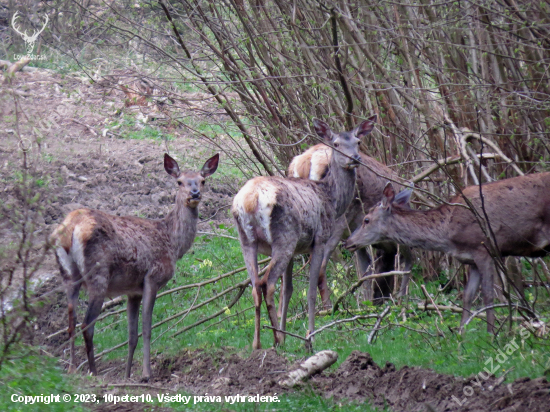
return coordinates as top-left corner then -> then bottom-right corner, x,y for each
74,231 -> 550,381
0,348 -> 85,412
106,115 -> 175,141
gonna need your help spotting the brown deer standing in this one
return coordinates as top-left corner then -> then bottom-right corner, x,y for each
50,153 -> 219,379
288,145 -> 412,303
232,116 -> 375,350
345,173 -> 550,333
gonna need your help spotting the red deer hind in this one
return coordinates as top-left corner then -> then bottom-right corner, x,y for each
288,143 -> 412,303
345,173 -> 550,333
50,153 -> 219,379
232,116 -> 376,349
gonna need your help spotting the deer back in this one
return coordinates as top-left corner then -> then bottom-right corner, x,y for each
448,172 -> 550,257
288,145 -> 399,229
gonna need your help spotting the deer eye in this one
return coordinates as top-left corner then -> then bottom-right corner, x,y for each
178,181 -> 182,186
364,217 -> 370,224
334,143 -> 339,148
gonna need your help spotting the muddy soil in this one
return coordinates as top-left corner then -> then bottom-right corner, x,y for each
86,348 -> 549,412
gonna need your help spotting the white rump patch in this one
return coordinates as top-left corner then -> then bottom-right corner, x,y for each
56,247 -> 73,276
233,178 -> 278,244
71,225 -> 87,277
310,147 -> 331,181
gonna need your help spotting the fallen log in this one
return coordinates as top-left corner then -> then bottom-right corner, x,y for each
278,350 -> 338,387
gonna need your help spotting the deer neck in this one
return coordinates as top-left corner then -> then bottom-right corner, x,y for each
321,153 -> 357,218
386,208 -> 451,252
163,195 -> 199,260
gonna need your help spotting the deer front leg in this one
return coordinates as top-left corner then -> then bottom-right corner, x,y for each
460,265 -> 481,333
126,295 -> 142,378
263,255 -> 293,347
252,285 -> 263,350
141,278 -> 158,381
477,258 -> 496,333
306,247 -> 324,352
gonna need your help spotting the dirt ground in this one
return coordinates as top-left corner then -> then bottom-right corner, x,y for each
1,66 -> 235,281
2,67 -> 550,411
92,347 -> 550,412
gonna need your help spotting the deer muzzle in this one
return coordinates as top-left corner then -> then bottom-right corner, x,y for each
344,238 -> 359,252
346,154 -> 361,169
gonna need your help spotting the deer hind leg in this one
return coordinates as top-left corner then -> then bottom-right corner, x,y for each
306,245 -> 325,351
278,253 -> 331,316
278,260 -> 294,345
66,277 -> 82,374
263,252 -> 294,347
55,249 -> 82,373
66,280 -> 81,374
125,295 -> 142,379
82,290 -> 105,375
460,265 -> 481,333
240,241 -> 261,349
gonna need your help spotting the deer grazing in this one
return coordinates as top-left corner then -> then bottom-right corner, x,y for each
288,144 -> 412,303
232,116 -> 376,350
50,153 -> 219,379
345,173 -> 550,333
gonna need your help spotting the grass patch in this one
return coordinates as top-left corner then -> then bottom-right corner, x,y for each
0,347 -> 85,412
76,232 -> 550,384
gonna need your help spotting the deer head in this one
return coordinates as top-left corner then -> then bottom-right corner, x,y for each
345,182 -> 413,251
12,11 -> 49,55
164,153 -> 220,208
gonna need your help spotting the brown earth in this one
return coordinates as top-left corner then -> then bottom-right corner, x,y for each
1,66 -> 236,289
86,348 -> 550,412
2,67 -> 550,412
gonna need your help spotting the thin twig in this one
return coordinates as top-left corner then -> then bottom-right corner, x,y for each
420,284 -> 443,320
262,325 -> 309,342
152,285 -> 201,344
309,312 -> 382,339
367,306 -> 391,344
461,303 -> 537,330
332,270 -> 409,313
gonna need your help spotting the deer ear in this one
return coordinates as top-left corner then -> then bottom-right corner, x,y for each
382,182 -> 395,207
200,153 -> 220,178
164,153 -> 180,178
394,188 -> 412,208
313,119 -> 333,142
355,115 -> 377,139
